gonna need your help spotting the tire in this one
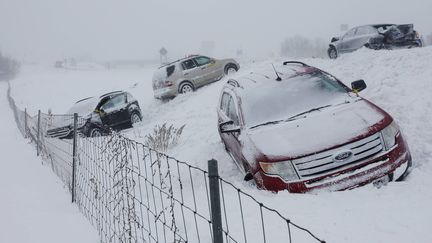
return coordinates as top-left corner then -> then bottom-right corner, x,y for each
224,64 -> 238,75
89,127 -> 102,137
130,112 -> 141,125
179,82 -> 194,94
328,46 -> 338,59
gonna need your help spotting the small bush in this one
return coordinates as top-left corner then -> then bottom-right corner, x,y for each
144,123 -> 185,152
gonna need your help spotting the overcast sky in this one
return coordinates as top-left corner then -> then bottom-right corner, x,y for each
0,0 -> 431,61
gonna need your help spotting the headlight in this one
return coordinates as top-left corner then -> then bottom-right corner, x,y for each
259,161 -> 299,182
381,121 -> 400,150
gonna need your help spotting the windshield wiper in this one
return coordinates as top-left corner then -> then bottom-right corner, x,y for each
250,104 -> 332,129
285,105 -> 332,121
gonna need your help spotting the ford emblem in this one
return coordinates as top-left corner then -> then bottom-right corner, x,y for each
333,150 -> 353,162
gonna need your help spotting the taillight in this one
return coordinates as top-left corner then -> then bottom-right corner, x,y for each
164,81 -> 174,87
415,31 -> 420,38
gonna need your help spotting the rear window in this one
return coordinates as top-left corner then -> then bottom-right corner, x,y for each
166,65 -> 175,77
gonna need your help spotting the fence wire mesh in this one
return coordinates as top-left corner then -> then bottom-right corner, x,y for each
7,82 -> 326,243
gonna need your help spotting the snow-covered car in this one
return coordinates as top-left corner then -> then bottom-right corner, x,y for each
217,61 -> 412,192
152,55 -> 240,99
328,24 -> 423,59
46,91 -> 142,138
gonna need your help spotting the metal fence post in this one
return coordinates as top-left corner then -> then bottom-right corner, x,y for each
72,113 -> 78,203
36,110 -> 41,156
208,159 -> 223,243
24,108 -> 28,138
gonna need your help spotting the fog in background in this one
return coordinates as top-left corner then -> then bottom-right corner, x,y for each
1,0 -> 431,62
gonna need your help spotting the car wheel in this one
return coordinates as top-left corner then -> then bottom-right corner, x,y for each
328,46 -> 338,59
89,127 -> 102,137
179,82 -> 194,94
130,112 -> 141,125
225,64 -> 238,75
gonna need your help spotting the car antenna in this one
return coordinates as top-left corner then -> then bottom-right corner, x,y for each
272,64 -> 282,81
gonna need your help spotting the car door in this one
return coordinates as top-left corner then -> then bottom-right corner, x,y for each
339,27 -> 358,53
351,26 -> 378,50
100,94 -> 129,128
219,92 -> 247,172
193,56 -> 220,85
180,58 -> 202,87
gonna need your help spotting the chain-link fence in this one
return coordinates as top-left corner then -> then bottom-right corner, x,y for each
7,82 -> 326,243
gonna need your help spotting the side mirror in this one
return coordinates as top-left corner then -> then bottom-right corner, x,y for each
351,80 -> 367,93
331,37 -> 340,42
244,172 -> 254,181
219,120 -> 240,133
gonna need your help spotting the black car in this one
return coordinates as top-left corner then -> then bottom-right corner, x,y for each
47,91 -> 142,138
328,24 -> 423,59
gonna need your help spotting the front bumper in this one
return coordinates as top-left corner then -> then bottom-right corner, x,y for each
255,134 -> 412,193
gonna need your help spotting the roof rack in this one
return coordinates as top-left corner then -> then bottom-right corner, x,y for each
227,79 -> 240,88
100,90 -> 123,98
282,61 -> 310,66
158,55 -> 199,69
75,97 -> 93,104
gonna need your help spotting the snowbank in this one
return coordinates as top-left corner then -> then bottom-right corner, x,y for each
9,47 -> 432,242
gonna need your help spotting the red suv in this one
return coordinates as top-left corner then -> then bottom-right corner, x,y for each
217,61 -> 412,193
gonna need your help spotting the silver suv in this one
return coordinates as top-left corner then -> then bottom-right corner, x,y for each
152,55 -> 240,99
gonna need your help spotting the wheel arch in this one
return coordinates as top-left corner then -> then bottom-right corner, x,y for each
178,80 -> 195,93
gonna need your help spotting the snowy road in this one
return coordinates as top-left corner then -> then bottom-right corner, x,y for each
8,47 -> 432,242
0,82 -> 98,243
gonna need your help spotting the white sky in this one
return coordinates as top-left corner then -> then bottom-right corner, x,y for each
0,0 -> 431,61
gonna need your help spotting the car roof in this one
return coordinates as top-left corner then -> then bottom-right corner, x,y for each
158,55 -> 199,69
99,90 -> 124,98
225,61 -> 319,95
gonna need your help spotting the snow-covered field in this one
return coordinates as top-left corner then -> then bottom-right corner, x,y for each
0,82 -> 98,243
8,47 -> 432,242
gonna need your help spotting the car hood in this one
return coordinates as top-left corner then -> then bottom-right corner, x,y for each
247,99 -> 387,160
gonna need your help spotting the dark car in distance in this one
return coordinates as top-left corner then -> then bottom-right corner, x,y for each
328,24 -> 423,59
47,91 -> 142,138
217,61 -> 412,193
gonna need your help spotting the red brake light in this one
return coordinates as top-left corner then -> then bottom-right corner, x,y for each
164,81 -> 174,87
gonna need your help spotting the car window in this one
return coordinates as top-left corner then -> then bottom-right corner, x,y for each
357,26 -> 377,35
344,28 -> 357,38
166,65 -> 175,77
227,96 -> 239,126
220,92 -> 230,114
126,93 -> 134,103
194,56 -> 212,66
101,94 -> 126,112
181,59 -> 197,70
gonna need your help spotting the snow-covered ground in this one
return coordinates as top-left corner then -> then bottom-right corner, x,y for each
8,47 -> 432,242
0,82 -> 98,243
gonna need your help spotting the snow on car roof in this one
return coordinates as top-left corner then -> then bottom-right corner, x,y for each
158,55 -> 199,69
227,62 -> 318,93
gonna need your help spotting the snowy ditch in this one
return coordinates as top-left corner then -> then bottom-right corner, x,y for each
9,47 -> 432,243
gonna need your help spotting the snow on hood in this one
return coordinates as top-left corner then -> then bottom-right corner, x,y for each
247,99 -> 385,159
49,97 -> 98,128
67,97 -> 98,117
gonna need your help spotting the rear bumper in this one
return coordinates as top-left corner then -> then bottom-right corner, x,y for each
153,86 -> 177,99
256,133 -> 412,193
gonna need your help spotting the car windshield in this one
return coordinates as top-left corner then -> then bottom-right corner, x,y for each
242,71 -> 350,128
67,97 -> 98,116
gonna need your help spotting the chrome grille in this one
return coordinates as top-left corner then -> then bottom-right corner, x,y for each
293,133 -> 384,178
